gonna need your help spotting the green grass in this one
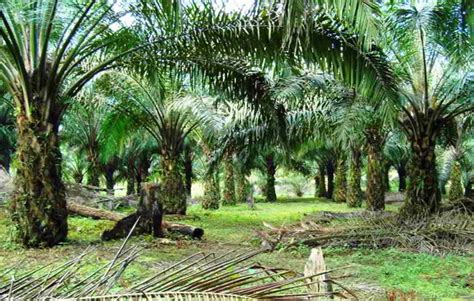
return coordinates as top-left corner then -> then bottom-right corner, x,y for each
0,197 -> 472,299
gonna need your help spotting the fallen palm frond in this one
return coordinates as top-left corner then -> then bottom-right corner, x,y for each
257,208 -> 473,255
0,246 -> 352,300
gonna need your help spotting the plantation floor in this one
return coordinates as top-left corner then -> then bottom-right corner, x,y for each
0,197 -> 472,299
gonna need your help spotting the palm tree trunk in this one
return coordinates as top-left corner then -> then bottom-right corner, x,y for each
202,172 -> 220,210
465,178 -> 473,198
104,169 -> 115,196
236,167 -> 250,203
347,148 -> 362,207
265,154 -> 277,203
383,162 -> 391,192
127,175 -> 135,195
315,167 -> 327,198
11,116 -> 68,247
325,161 -> 335,199
448,161 -> 463,202
184,151 -> 193,197
87,150 -> 100,187
366,139 -> 385,211
334,158 -> 347,202
397,165 -> 407,192
160,154 -> 186,215
400,133 -> 441,220
223,156 -> 236,205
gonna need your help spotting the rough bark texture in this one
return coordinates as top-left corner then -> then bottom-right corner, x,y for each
333,158 -> 347,203
347,148 -> 362,207
383,162 -> 391,192
86,150 -> 100,187
448,162 -> 464,202
202,173 -> 220,210
400,132 -> 441,220
366,129 -> 385,211
315,168 -> 327,198
265,155 -> 277,203
102,183 -> 163,241
67,202 -> 122,221
222,156 -> 236,206
397,165 -> 407,192
236,168 -> 250,203
11,116 -> 68,247
160,155 -> 186,215
104,167 -> 115,196
325,161 -> 335,199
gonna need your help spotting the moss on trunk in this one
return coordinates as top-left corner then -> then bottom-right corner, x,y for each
399,136 -> 440,220
366,129 -> 385,211
222,156 -> 236,206
86,149 -> 100,187
11,117 -> 68,247
202,173 -> 220,210
265,155 -> 277,203
160,155 -> 186,215
448,162 -> 464,202
347,148 -> 362,207
334,158 -> 347,203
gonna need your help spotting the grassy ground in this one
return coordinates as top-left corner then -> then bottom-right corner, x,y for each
0,197 -> 472,299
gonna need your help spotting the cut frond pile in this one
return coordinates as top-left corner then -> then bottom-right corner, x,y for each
0,247 -> 353,300
257,208 -> 474,255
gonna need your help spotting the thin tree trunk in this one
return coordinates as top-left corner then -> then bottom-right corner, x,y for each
397,165 -> 407,192
223,154 -> 236,206
160,154 -> 186,215
334,158 -> 347,203
347,148 -> 362,207
11,117 -> 68,247
104,165 -> 115,197
316,167 -> 327,198
366,129 -> 385,211
400,131 -> 441,220
184,150 -> 193,197
325,161 -> 335,199
265,154 -> 277,203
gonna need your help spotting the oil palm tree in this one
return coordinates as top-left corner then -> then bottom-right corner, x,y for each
0,0 -> 143,246
383,1 -> 473,219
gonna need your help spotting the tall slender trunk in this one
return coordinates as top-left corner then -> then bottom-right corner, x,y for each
400,127 -> 441,220
315,167 -> 327,198
397,165 -> 407,192
265,154 -> 277,203
184,151 -> 193,197
325,161 -> 335,199
11,116 -> 68,247
87,149 -> 100,187
160,153 -> 186,215
334,158 -> 347,203
366,129 -> 385,211
347,148 -> 362,207
223,155 -> 236,205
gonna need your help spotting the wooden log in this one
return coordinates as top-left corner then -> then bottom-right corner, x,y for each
163,222 -> 204,239
67,201 -> 123,221
304,247 -> 333,296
